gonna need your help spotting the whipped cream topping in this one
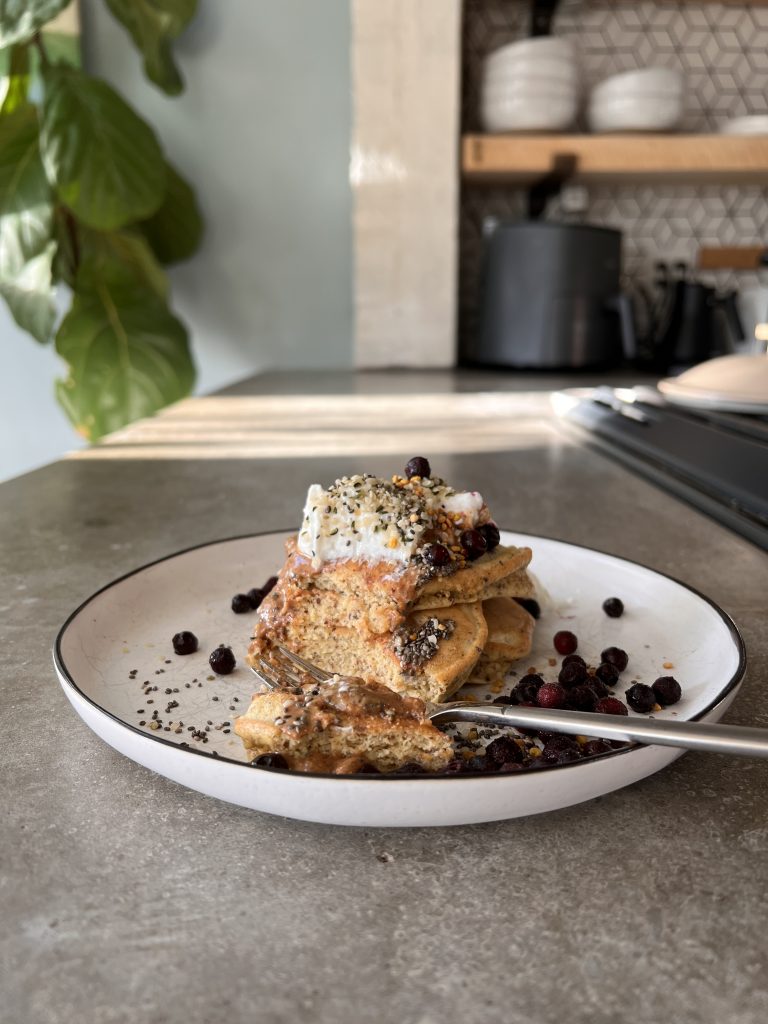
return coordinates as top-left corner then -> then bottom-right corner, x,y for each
296,472 -> 489,566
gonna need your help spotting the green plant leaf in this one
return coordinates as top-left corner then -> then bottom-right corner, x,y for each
0,43 -> 30,114
104,0 -> 198,96
55,280 -> 195,439
40,66 -> 166,230
0,0 -> 69,47
77,226 -> 169,299
0,105 -> 56,341
0,105 -> 53,258
0,240 -> 56,342
139,162 -> 202,264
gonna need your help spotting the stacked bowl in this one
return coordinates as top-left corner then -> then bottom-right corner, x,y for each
587,68 -> 684,133
481,37 -> 579,133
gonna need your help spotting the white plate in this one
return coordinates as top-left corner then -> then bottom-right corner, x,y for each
659,354 -> 768,413
54,532 -> 746,827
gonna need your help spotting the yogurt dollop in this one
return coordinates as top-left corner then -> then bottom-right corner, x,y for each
296,473 -> 489,567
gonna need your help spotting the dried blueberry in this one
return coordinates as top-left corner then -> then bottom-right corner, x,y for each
356,762 -> 381,774
595,661 -> 620,686
247,587 -> 264,610
587,677 -> 609,699
595,697 -> 629,716
566,685 -> 598,712
485,735 -> 523,765
626,682 -> 656,713
424,543 -> 451,567
172,631 -> 198,656
397,762 -> 428,775
601,646 -> 629,673
514,598 -> 541,619
602,597 -> 624,618
209,645 -> 236,675
231,593 -> 252,614
460,529 -> 488,561
252,753 -> 288,769
652,676 -> 682,706
515,673 -> 544,703
554,630 -> 578,655
405,456 -> 430,479
479,522 -> 501,552
536,682 -> 567,709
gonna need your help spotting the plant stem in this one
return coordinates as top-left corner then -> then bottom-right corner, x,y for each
32,31 -> 50,70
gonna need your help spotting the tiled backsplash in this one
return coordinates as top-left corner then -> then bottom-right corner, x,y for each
459,0 -> 768,348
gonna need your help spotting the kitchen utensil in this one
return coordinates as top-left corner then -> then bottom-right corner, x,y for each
256,647 -> 768,759
587,67 -> 683,133
469,221 -> 636,368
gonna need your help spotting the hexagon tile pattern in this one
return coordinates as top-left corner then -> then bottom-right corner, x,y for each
459,0 -> 768,350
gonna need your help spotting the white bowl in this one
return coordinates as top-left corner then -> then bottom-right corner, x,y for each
482,92 -> 578,133
483,80 -> 578,104
485,36 -> 576,65
483,54 -> 579,85
587,94 -> 682,133
591,67 -> 683,102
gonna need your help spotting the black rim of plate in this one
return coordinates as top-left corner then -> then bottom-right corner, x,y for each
53,529 -> 748,782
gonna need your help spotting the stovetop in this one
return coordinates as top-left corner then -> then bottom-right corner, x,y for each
554,386 -> 768,551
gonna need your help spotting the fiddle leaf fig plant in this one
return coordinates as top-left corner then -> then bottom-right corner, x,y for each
0,0 -> 202,440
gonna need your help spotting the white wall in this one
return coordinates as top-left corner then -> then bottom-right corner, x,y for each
0,0 -> 353,481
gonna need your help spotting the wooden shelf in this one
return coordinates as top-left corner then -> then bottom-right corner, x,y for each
462,133 -> 768,184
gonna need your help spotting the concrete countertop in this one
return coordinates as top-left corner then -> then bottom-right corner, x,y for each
3,370 -> 767,1024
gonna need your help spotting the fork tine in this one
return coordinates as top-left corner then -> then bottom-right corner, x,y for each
252,655 -> 304,691
250,659 -> 282,691
275,645 -> 330,683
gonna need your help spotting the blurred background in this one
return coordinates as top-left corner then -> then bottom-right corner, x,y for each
2,0 -> 768,481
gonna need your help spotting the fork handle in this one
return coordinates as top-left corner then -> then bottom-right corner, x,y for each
429,703 -> 768,758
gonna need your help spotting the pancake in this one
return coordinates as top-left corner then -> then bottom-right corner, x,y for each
248,595 -> 488,704
411,544 -> 533,610
234,675 -> 454,774
467,597 -> 535,684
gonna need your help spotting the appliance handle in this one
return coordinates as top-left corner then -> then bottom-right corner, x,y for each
605,293 -> 637,362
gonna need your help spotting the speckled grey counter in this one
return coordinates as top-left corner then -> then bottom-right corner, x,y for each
3,371 -> 767,1024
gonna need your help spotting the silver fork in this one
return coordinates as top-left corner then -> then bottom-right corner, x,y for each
252,646 -> 768,759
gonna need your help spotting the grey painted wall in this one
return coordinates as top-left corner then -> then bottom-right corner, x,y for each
0,0 -> 353,481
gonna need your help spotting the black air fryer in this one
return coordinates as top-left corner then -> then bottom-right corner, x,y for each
467,221 -> 635,369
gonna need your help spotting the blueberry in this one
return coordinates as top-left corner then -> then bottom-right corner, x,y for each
587,677 -> 609,699
601,646 -> 629,673
541,736 -> 581,764
396,762 -> 428,775
356,762 -> 381,774
603,597 -> 624,618
582,739 -> 612,758
424,543 -> 451,567
252,752 -> 288,769
485,735 -> 522,765
514,598 -> 541,620
558,661 -> 587,688
562,654 -> 586,671
247,587 -> 264,610
209,645 -> 236,675
405,457 -> 430,479
172,631 -> 198,656
515,673 -> 544,703
261,575 -> 279,597
566,685 -> 598,712
460,529 -> 488,561
626,682 -> 656,713
652,676 -> 682,706
595,661 -> 620,686
231,593 -> 252,614
479,522 -> 501,552
554,631 -> 578,655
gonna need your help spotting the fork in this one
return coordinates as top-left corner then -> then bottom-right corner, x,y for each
252,646 -> 768,759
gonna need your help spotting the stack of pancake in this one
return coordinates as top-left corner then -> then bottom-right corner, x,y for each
247,537 -> 536,705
